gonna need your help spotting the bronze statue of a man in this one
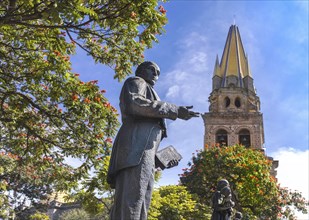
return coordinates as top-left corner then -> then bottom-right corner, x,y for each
107,61 -> 199,220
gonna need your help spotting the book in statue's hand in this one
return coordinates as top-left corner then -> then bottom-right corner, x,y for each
155,145 -> 182,170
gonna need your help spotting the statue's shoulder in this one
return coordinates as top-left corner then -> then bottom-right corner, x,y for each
126,76 -> 145,82
124,76 -> 146,86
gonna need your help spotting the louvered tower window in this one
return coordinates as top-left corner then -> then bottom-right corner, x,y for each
216,129 -> 228,146
239,129 -> 251,148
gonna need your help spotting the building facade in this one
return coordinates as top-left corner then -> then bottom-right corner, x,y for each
202,24 -> 278,176
202,25 -> 264,150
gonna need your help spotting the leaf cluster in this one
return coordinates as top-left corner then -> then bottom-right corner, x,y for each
0,0 -> 168,217
148,185 -> 211,220
58,208 -> 90,220
0,0 -> 168,80
29,212 -> 50,220
180,145 -> 308,219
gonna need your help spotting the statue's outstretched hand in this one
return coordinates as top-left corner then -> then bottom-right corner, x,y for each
178,106 -> 200,120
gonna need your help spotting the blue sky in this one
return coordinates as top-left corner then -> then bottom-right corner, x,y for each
71,1 -> 308,218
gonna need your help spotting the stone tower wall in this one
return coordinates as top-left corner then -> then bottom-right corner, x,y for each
202,112 -> 264,149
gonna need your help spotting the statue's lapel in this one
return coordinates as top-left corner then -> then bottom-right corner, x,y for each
148,85 -> 160,101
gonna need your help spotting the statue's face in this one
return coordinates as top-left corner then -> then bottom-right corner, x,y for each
141,63 -> 160,86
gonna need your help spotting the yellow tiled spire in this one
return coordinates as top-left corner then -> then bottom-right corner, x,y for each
214,25 -> 251,83
213,54 -> 220,76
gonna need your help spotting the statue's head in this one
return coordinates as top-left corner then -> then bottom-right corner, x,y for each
217,179 -> 229,191
220,186 -> 231,197
135,61 -> 160,86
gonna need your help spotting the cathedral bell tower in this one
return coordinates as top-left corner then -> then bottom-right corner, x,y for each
202,25 -> 264,150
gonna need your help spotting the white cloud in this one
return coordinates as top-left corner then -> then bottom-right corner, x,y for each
157,32 -> 212,113
270,148 -> 309,219
166,85 -> 180,98
188,51 -> 208,73
180,32 -> 208,49
272,148 -> 308,198
165,70 -> 190,83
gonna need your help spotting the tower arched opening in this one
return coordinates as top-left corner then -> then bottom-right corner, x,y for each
225,97 -> 230,108
235,97 -> 241,108
216,129 -> 228,146
238,129 -> 251,148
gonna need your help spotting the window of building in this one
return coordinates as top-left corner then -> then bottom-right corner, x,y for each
239,129 -> 251,148
216,129 -> 228,146
235,97 -> 241,108
225,97 -> 230,108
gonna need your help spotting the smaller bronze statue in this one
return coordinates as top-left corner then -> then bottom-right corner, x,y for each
211,179 -> 235,220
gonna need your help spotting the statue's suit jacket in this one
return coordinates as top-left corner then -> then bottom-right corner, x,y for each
107,76 -> 178,188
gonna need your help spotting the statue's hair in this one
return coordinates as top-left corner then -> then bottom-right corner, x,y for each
217,179 -> 229,191
135,61 -> 158,76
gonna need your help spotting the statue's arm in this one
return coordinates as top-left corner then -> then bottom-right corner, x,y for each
212,193 -> 233,211
123,77 -> 178,120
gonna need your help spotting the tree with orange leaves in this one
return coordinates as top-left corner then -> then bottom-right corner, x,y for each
0,0 -> 169,218
180,145 -> 308,219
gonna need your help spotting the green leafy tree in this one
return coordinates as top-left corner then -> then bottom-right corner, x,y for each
70,190 -> 113,220
180,145 -> 308,219
70,170 -> 163,219
0,0 -> 168,217
148,185 -> 211,220
0,152 -> 14,218
276,187 -> 309,219
59,209 -> 90,220
29,212 -> 50,220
